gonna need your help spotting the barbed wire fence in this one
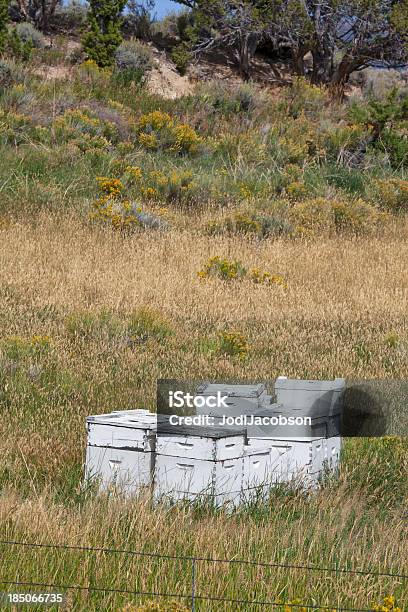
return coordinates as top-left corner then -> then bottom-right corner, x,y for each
1,540 -> 406,611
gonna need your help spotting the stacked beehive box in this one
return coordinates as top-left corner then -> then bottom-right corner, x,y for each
154,426 -> 245,506
85,409 -> 157,494
84,378 -> 344,504
245,377 -> 344,490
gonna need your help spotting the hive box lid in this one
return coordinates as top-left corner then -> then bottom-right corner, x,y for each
196,383 -> 266,398
158,423 -> 246,439
274,378 -> 345,391
87,409 -> 158,430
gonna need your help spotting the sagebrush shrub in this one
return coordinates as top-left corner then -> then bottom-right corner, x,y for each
114,39 -> 153,84
15,22 -> 44,48
207,210 -> 292,238
51,1 -> 89,33
198,81 -> 260,115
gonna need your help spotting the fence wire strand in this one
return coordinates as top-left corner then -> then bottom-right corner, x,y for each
1,539 -> 405,611
1,539 -> 406,580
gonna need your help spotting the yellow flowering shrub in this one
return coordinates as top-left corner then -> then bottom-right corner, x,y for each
52,108 -> 118,148
171,122 -> 201,153
286,181 -> 308,200
0,109 -> 48,145
90,176 -> 141,230
198,256 -> 247,281
198,257 -> 287,288
138,110 -> 172,131
78,59 -> 112,86
138,132 -> 158,149
123,166 -> 197,204
90,172 -> 169,229
373,595 -> 401,612
323,123 -> 368,158
218,331 -> 249,359
207,210 -> 292,239
278,114 -> 324,163
97,177 -> 124,197
284,163 -> 303,182
372,178 -> 408,213
291,197 -> 382,235
249,268 -> 287,288
136,110 -> 202,154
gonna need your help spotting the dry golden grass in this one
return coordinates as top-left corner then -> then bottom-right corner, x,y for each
1,211 -> 408,377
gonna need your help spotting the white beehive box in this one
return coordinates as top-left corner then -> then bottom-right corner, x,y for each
274,377 -> 345,417
86,445 -> 154,494
154,455 -> 243,505
154,426 -> 245,505
246,436 -> 341,484
195,383 -> 272,417
242,443 -> 284,491
85,409 -> 157,494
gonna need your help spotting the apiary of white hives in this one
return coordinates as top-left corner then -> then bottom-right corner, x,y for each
84,379 -> 344,504
85,409 -> 158,494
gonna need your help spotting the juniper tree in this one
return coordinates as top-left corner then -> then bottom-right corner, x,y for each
0,0 -> 9,54
269,0 -> 408,88
174,0 -> 271,80
82,0 -> 127,68
14,0 -> 59,31
175,0 -> 408,88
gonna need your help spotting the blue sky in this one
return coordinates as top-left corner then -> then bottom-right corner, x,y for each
153,0 -> 183,18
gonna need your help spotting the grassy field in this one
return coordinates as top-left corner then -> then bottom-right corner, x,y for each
0,40 -> 407,611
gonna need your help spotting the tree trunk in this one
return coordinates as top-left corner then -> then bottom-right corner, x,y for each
310,46 -> 333,85
329,55 -> 362,100
237,32 -> 259,81
291,47 -> 306,76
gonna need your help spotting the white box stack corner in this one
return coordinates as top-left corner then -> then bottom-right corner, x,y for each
154,425 -> 245,506
85,409 -> 157,495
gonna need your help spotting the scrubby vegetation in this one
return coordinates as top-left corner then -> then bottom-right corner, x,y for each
0,4 -> 407,609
